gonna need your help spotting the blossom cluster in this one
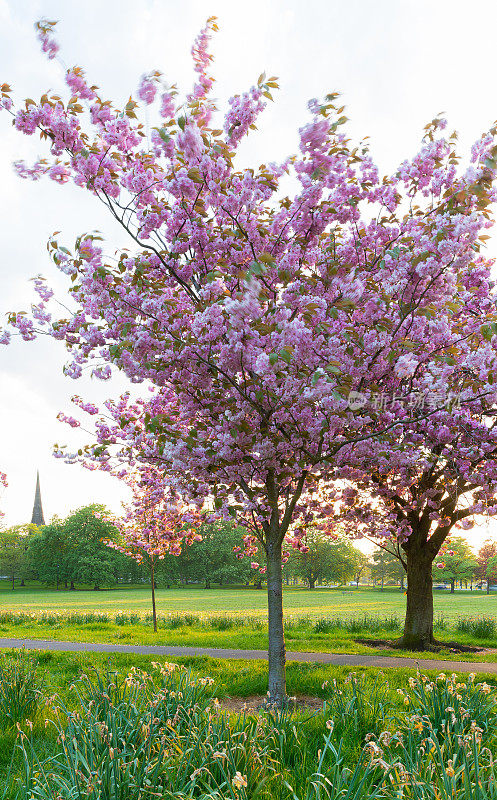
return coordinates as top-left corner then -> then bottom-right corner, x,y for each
3,18 -> 497,577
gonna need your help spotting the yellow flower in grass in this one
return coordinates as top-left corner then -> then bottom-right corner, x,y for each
232,772 -> 248,789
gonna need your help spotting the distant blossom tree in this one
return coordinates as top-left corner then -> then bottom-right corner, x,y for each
104,468 -> 200,631
3,18 -> 497,699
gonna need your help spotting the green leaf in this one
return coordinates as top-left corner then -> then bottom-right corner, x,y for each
249,261 -> 264,276
481,324 -> 493,342
279,348 -> 293,364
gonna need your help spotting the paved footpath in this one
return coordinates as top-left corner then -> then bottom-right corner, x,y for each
1,637 -> 497,674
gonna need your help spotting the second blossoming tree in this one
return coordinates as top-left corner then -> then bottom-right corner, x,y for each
3,18 -> 497,701
331,400 -> 497,650
104,467 -> 200,632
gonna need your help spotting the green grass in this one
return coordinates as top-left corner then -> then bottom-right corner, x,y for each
0,583 -> 497,662
2,581 -> 497,619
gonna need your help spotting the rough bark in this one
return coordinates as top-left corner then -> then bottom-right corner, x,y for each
400,547 -> 435,649
267,536 -> 286,705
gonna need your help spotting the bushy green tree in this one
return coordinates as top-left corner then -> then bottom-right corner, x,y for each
28,519 -> 71,589
370,547 -> 406,591
0,524 -> 37,589
352,551 -> 370,588
172,522 -> 252,588
28,506 -> 121,589
288,531 -> 359,589
477,540 -> 497,593
486,554 -> 497,591
436,537 -> 477,593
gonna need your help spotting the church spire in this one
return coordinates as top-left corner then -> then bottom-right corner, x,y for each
31,471 -> 45,526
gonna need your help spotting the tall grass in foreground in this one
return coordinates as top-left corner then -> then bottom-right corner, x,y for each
0,652 -> 44,727
6,658 -> 497,799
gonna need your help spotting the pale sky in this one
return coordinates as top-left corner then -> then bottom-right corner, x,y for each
1,0 -> 497,550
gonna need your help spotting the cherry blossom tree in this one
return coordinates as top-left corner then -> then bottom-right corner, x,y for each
104,467 -> 200,631
3,18 -> 497,699
333,409 -> 497,649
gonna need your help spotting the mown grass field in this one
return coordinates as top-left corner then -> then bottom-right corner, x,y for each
1,582 -> 497,661
2,581 -> 497,618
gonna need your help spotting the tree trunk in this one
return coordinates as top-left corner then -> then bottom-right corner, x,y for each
266,537 -> 286,706
11,572 -> 14,590
308,576 -> 316,590
381,577 -> 384,591
450,580 -> 455,593
20,578 -> 25,587
488,581 -> 491,595
151,560 -> 157,633
205,579 -> 211,589
70,581 -> 75,590
400,549 -> 435,649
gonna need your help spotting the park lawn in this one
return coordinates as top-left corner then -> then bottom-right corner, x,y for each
2,582 -> 497,661
2,581 -> 497,619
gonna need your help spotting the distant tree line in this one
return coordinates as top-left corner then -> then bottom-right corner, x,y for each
0,506 -> 365,591
0,506 -> 491,594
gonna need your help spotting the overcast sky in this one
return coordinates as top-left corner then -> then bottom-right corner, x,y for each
2,0 -> 497,550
